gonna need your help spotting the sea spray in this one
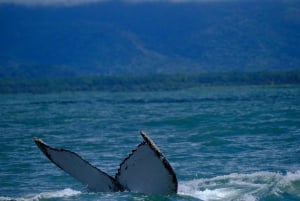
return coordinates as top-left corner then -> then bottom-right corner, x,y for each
178,171 -> 300,201
0,188 -> 81,201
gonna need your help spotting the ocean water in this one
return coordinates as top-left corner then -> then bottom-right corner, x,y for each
0,85 -> 299,201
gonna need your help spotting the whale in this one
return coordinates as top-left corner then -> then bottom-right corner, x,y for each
34,131 -> 178,194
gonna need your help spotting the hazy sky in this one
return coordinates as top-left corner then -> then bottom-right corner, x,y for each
0,0 -> 245,6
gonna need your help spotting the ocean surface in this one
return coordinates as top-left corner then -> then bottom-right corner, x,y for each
0,85 -> 299,201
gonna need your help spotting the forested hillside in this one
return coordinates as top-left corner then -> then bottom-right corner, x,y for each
0,0 -> 299,78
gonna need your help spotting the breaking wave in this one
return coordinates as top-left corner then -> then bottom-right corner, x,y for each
0,188 -> 81,201
178,171 -> 300,201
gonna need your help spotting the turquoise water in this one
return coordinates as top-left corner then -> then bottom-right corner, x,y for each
0,85 -> 300,201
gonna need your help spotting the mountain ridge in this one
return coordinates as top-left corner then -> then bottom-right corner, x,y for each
0,1 -> 299,78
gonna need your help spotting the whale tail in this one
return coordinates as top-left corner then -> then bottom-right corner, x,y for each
34,131 -> 177,194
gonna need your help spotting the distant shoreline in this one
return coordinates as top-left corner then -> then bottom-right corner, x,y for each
0,71 -> 299,94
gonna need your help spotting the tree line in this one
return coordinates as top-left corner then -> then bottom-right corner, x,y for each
0,71 -> 299,94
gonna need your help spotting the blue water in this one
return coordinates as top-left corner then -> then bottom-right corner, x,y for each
0,85 -> 300,201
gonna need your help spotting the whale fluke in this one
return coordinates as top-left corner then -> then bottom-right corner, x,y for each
34,131 -> 177,194
116,131 -> 178,194
34,138 -> 120,192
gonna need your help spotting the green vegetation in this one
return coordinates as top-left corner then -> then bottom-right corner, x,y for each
0,71 -> 299,94
1,1 -> 299,76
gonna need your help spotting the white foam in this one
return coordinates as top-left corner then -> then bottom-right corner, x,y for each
0,188 -> 81,201
178,171 -> 300,201
194,188 -> 241,200
239,194 -> 258,201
